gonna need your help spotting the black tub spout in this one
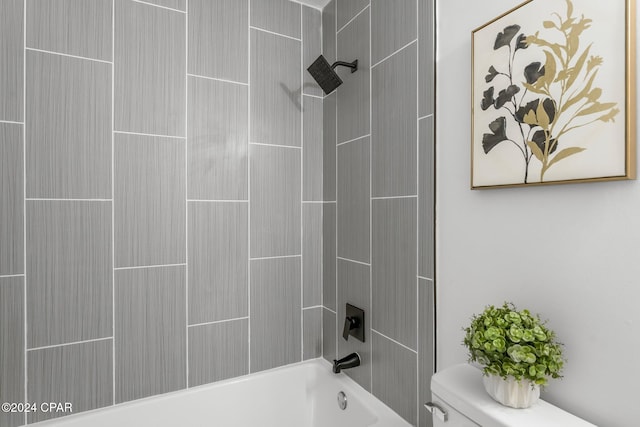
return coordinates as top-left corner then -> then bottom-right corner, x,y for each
332,353 -> 361,374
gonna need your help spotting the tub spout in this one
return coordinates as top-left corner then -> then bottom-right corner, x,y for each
332,353 -> 361,374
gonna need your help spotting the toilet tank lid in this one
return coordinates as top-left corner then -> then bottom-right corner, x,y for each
431,364 -> 597,427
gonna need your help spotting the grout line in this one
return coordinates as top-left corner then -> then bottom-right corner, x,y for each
130,0 -> 185,14
0,119 -> 24,125
26,198 -> 112,202
114,263 -> 187,271
27,336 -> 113,353
336,4 -> 369,35
187,199 -> 248,203
247,0 -> 252,375
111,0 -> 116,406
371,39 -> 417,69
418,276 -> 434,282
419,113 -> 434,120
301,200 -> 334,204
371,195 -> 417,200
185,0 -> 190,389
319,0 -> 324,355
249,25 -> 301,42
372,329 -> 418,355
187,73 -> 248,86
188,316 -> 250,328
249,141 -> 301,149
23,0 -> 27,415
337,134 -> 370,147
334,0 -> 338,364
287,0 -> 322,12
249,254 -> 301,261
303,93 -> 323,100
336,256 -> 370,267
0,274 -> 25,279
300,3 -> 305,363
25,47 -> 112,64
302,305 -> 324,310
113,130 -> 185,139
368,2 -> 373,394
415,0 -> 421,419
323,306 -> 336,315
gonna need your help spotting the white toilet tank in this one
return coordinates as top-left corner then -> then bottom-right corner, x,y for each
427,364 -> 597,427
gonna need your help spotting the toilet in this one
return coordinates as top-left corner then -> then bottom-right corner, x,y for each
427,364 -> 597,426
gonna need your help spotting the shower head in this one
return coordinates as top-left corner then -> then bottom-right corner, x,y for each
307,55 -> 358,95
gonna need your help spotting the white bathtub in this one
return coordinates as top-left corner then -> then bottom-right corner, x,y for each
34,359 -> 411,427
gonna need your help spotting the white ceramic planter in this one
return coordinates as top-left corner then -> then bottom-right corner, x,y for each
482,374 -> 540,408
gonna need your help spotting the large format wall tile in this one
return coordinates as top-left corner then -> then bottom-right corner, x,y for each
303,204 -> 322,307
0,277 -> 24,427
250,144 -> 301,258
250,29 -> 301,147
336,7 -> 369,143
337,259 -> 371,391
302,6 -> 322,96
26,51 -> 111,199
303,307 -> 322,360
419,279 -> 435,427
419,116 -> 434,279
115,266 -> 186,403
27,200 -> 112,348
372,42 -> 417,197
188,202 -> 248,324
115,0 -> 185,136
0,124 -> 23,275
322,0 -> 336,66
337,0 -> 369,31
303,96 -> 323,201
144,0 -> 185,12
250,0 -> 301,39
337,137 -> 370,263
114,134 -> 185,268
188,76 -> 248,201
372,332 -> 417,425
371,0 -> 416,65
418,0 -> 434,117
322,308 -> 336,363
27,0 -> 112,61
188,0 -> 247,83
322,203 -> 336,311
250,257 -> 301,372
188,319 -> 248,387
323,92 -> 336,201
372,198 -> 417,350
0,0 -> 23,122
28,340 -> 113,423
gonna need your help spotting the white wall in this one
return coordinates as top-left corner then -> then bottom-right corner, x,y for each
436,1 -> 640,426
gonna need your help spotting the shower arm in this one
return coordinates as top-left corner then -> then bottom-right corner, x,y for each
331,60 -> 358,73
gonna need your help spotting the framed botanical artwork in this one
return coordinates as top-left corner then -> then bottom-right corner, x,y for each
471,0 -> 636,189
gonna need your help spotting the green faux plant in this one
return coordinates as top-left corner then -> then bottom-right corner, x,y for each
463,302 -> 564,386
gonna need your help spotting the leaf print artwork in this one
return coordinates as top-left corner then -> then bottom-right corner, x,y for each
472,0 -> 633,188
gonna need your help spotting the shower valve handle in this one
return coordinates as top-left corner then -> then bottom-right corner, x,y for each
342,316 -> 360,340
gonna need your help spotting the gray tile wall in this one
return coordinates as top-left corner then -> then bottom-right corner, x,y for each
0,0 -> 23,122
0,277 -> 24,427
1,0 -> 435,425
250,257 -> 302,372
28,340 -> 113,423
322,1 -> 435,426
1,1 -> 325,425
114,266 -> 186,403
0,124 -> 23,275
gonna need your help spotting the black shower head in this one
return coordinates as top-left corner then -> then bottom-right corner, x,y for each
307,55 -> 358,95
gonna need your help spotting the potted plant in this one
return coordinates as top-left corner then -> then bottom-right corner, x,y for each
463,302 -> 564,408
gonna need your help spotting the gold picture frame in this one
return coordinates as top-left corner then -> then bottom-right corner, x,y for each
471,0 -> 636,189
